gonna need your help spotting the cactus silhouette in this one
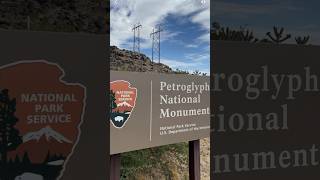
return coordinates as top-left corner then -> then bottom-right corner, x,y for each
295,36 -> 310,45
211,22 -> 258,43
212,23 -> 312,46
266,26 -> 291,44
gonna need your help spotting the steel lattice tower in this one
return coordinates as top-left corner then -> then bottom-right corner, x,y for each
150,25 -> 163,63
132,23 -> 142,53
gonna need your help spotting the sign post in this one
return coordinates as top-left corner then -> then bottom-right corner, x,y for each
110,154 -> 121,180
189,140 -> 201,180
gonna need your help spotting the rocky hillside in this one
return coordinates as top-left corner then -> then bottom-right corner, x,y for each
110,46 -> 210,180
110,46 -> 177,73
0,0 -> 108,33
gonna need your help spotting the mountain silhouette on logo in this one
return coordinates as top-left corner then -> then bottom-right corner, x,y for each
115,101 -> 133,113
23,126 -> 73,144
117,101 -> 133,107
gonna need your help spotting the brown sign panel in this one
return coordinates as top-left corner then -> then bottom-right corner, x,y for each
110,71 -> 210,154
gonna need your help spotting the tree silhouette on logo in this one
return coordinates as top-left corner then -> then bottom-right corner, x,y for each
0,89 -> 22,165
110,90 -> 117,112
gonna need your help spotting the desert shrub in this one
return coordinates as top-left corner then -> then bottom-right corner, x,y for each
120,142 -> 188,180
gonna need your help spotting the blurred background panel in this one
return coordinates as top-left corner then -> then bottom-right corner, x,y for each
212,0 -> 320,45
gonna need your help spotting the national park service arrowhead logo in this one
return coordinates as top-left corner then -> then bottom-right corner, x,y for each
110,80 -> 137,129
0,60 -> 86,180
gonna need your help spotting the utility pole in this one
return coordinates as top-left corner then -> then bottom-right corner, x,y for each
150,25 -> 163,63
132,23 -> 142,53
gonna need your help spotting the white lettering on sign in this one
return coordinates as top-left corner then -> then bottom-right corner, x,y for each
27,114 -> 72,124
21,93 -> 78,125
21,93 -> 77,103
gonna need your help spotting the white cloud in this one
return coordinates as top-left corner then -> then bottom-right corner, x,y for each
197,33 -> 210,43
191,7 -> 210,30
161,52 -> 209,74
185,44 -> 199,48
111,0 -> 210,48
138,30 -> 181,49
161,58 -> 202,69
162,59 -> 210,75
185,52 -> 209,62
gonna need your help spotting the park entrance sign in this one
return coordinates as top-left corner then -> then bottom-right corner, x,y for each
110,71 -> 210,154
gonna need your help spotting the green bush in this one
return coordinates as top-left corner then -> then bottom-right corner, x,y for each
120,142 -> 188,180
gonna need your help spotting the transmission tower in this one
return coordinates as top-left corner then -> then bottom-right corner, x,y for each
150,25 -> 163,63
132,23 -> 142,53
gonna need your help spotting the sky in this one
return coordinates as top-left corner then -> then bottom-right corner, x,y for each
213,0 -> 320,45
110,0 -> 210,74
